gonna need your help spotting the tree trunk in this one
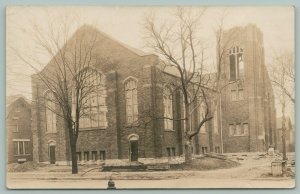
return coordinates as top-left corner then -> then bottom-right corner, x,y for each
185,140 -> 193,165
281,96 -> 287,176
282,128 -> 287,160
70,138 -> 78,174
281,99 -> 287,161
184,101 -> 192,164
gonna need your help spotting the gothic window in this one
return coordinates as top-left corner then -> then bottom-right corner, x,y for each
238,53 -> 244,77
229,46 -> 244,81
45,91 -> 57,133
163,88 -> 173,130
125,78 -> 138,124
229,55 -> 236,81
75,68 -> 107,129
213,108 -> 218,134
199,101 -> 207,133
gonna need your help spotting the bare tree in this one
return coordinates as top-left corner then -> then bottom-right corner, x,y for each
143,8 -> 215,164
271,51 -> 295,104
270,50 -> 295,168
13,17 -> 107,174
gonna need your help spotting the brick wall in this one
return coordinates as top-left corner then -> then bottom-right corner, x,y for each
220,24 -> 276,153
31,25 -> 185,163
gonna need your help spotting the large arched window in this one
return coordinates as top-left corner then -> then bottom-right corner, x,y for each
45,91 -> 57,133
198,100 -> 207,133
213,105 -> 218,134
163,88 -> 173,130
229,46 -> 244,81
77,68 -> 107,129
124,77 -> 138,124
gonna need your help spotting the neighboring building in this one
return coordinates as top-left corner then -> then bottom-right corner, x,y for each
31,25 -> 219,165
218,24 -> 277,153
7,95 -> 33,163
276,117 -> 294,153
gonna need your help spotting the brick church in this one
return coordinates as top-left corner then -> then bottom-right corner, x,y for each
30,24 -> 276,165
218,24 -> 277,153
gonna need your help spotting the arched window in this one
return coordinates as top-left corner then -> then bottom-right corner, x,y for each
229,46 -> 244,81
77,68 -> 107,129
198,100 -> 206,133
45,91 -> 57,133
124,78 -> 138,124
163,88 -> 173,130
213,106 -> 218,134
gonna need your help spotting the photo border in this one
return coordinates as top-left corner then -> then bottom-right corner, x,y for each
1,0 -> 298,193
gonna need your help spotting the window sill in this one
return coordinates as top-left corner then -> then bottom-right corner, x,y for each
46,131 -> 57,134
231,135 -> 249,137
164,129 -> 175,132
14,154 -> 31,156
125,123 -> 139,128
79,127 -> 107,131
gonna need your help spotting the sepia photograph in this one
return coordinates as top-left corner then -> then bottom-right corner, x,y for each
6,6 -> 295,189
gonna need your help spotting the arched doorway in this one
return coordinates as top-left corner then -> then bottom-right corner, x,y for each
48,140 -> 56,164
128,134 -> 139,162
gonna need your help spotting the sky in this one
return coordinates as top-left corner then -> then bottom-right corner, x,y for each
6,6 -> 295,121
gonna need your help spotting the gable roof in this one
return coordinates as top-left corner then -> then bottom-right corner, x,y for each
76,25 -> 153,57
6,95 -> 31,108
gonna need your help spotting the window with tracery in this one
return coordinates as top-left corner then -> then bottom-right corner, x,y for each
198,101 -> 207,133
125,78 -> 138,124
45,91 -> 57,133
229,46 -> 244,81
75,69 -> 107,129
163,88 -> 173,130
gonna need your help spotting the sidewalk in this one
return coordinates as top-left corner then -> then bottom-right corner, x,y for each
7,152 -> 296,189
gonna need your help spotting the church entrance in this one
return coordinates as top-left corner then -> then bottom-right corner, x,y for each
130,140 -> 138,161
49,145 -> 56,164
128,134 -> 139,162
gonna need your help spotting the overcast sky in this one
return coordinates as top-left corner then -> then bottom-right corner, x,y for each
6,6 -> 295,121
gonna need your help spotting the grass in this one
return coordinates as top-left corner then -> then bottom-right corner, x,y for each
170,157 -> 240,171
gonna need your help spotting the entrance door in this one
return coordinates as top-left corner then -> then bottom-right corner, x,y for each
130,141 -> 138,161
49,146 -> 56,164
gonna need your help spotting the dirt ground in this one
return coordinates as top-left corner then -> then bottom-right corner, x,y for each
6,152 -> 295,189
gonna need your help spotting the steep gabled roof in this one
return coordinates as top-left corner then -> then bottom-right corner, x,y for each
6,95 -> 31,108
76,25 -> 153,57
